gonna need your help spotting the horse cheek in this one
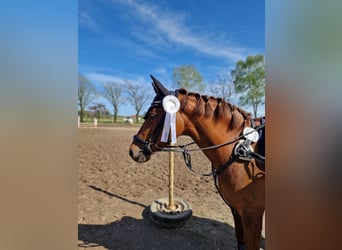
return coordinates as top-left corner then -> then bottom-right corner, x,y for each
176,114 -> 185,136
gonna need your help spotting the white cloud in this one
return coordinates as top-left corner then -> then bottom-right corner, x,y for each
86,73 -> 123,84
152,66 -> 168,76
85,72 -> 150,86
78,1 -> 101,32
113,0 -> 248,62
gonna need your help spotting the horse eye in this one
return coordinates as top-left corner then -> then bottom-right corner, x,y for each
149,113 -> 157,119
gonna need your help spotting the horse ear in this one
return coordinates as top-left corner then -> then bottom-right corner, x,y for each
150,75 -> 170,96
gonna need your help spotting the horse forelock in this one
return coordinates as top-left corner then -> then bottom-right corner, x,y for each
178,89 -> 252,130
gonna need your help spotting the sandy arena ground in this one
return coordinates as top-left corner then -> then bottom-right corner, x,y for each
78,125 -> 265,249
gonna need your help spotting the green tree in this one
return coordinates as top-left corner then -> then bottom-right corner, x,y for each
101,82 -> 123,123
231,55 -> 265,117
172,65 -> 205,93
78,74 -> 97,122
88,103 -> 110,120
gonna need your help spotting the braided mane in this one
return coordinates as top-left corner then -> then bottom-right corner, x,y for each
178,88 -> 252,130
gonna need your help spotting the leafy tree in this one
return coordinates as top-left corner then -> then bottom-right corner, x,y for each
172,65 -> 205,93
101,82 -> 124,123
210,74 -> 235,102
88,103 -> 110,120
78,74 -> 97,122
125,81 -> 151,123
231,55 -> 265,117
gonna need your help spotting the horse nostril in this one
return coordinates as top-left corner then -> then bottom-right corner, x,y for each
129,148 -> 134,158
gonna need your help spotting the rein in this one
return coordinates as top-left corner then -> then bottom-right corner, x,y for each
155,124 -> 265,177
156,125 -> 265,153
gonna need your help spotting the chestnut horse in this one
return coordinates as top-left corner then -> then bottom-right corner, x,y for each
129,75 -> 265,250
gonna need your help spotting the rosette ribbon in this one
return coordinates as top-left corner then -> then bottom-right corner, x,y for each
161,95 -> 180,144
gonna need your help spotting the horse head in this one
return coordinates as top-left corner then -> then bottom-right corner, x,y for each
129,75 -> 184,163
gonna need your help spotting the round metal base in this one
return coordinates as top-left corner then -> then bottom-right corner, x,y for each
149,197 -> 192,228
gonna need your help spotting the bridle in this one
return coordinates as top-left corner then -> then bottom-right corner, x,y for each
132,94 -> 167,155
132,119 -> 165,155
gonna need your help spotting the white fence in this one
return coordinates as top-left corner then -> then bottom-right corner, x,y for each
78,116 -> 98,128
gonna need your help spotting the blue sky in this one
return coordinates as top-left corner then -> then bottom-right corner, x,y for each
79,0 -> 265,116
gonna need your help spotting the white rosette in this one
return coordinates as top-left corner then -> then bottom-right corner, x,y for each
161,95 -> 180,144
243,127 -> 259,142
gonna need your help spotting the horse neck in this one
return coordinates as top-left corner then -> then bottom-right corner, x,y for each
178,96 -> 249,166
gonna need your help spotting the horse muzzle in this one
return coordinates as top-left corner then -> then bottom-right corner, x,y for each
129,144 -> 152,163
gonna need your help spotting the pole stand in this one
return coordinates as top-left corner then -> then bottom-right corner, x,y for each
149,143 -> 192,228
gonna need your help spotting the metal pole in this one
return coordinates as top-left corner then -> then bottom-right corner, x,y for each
168,143 -> 176,210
